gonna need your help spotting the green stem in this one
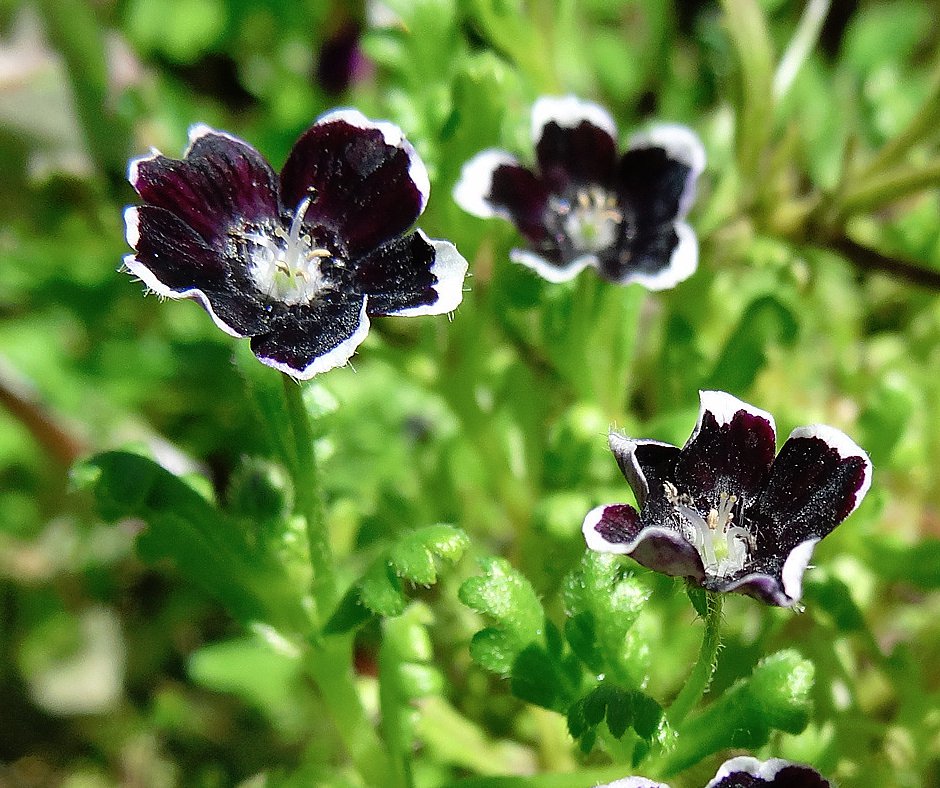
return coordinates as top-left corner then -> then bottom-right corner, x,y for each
281,375 -> 336,623
666,592 -> 723,728
306,637 -> 392,785
773,0 -> 831,100
835,158 -> 940,216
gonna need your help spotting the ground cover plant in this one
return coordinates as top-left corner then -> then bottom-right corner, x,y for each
2,0 -> 940,786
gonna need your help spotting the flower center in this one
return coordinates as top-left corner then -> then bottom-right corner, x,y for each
664,482 -> 752,579
244,197 -> 331,305
550,186 -> 622,253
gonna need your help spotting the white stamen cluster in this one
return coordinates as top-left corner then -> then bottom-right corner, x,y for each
664,482 -> 751,578
550,186 -> 622,253
244,197 -> 331,304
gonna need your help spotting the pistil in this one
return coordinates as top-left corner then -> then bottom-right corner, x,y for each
665,484 -> 750,578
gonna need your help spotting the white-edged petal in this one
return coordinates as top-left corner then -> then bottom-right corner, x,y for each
597,778 -> 669,788
531,95 -> 617,146
582,504 -> 634,554
688,390 -> 777,445
510,248 -> 595,283
127,148 -> 161,189
608,433 -> 678,505
256,299 -> 372,380
185,122 -> 254,154
705,757 -> 810,788
616,221 -> 698,291
628,123 -> 705,218
452,148 -> 519,219
788,424 -> 873,514
314,107 -> 430,211
389,233 -> 469,317
781,538 -> 820,603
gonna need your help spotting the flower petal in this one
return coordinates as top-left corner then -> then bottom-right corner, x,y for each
532,95 -> 618,190
452,148 -> 522,219
751,424 -> 871,557
597,221 -> 698,290
608,433 -> 681,509
598,779 -> 670,788
672,391 -> 778,507
713,538 -> 819,607
583,504 -> 706,581
249,293 -> 370,379
124,205 -> 267,337
486,160 -> 553,245
509,248 -> 594,283
623,124 -> 705,221
129,125 -> 279,248
705,756 -> 831,787
356,230 -> 468,317
279,109 -> 429,256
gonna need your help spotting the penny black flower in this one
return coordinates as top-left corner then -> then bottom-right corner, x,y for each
124,109 -> 468,378
583,391 -> 871,606
453,95 -> 704,288
601,756 -> 832,787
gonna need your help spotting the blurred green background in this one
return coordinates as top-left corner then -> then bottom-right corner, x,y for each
2,0 -> 940,785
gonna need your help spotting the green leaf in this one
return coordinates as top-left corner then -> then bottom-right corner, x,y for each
327,525 -> 470,630
76,451 -> 306,631
563,552 -> 651,686
605,689 -> 633,739
706,295 -> 799,393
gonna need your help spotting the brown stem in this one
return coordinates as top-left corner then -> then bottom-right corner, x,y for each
0,357 -> 85,466
824,236 -> 940,291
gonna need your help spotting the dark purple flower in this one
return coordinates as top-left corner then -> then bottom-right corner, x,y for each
583,391 -> 871,607
316,23 -> 373,96
453,95 -> 704,289
123,109 -> 468,379
600,756 -> 832,787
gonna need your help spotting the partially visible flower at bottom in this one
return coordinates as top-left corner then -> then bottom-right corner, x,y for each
124,109 -> 468,379
582,391 -> 871,607
600,756 -> 832,787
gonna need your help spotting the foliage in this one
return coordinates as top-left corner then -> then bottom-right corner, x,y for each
3,1 -> 940,787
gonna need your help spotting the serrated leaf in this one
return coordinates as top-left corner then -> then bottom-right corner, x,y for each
360,561 -> 407,617
390,524 -> 469,585
510,645 -> 561,710
563,552 -> 651,685
605,689 -> 633,739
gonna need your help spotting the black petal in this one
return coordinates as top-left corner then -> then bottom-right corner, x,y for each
131,128 -> 279,248
618,145 -> 693,227
609,434 -> 681,510
672,391 -> 777,511
706,757 -> 831,788
536,118 -> 617,192
249,290 -> 368,378
489,162 -> 553,246
126,205 -> 267,336
750,427 -> 871,559
280,112 -> 427,256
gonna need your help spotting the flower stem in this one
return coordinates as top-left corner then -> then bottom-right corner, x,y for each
279,375 -> 391,781
666,592 -> 723,728
281,374 -> 336,623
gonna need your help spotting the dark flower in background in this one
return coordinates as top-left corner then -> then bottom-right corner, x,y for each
453,95 -> 705,289
601,756 -> 832,787
583,391 -> 871,607
315,23 -> 374,96
124,109 -> 467,379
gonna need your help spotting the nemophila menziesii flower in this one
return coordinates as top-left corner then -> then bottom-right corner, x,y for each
453,95 -> 705,288
582,391 -> 871,607
123,110 -> 468,379
601,756 -> 832,787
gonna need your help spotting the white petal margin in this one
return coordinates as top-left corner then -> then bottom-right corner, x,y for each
582,504 -> 645,555
531,95 -> 617,146
122,207 -> 243,339
627,123 -> 706,218
256,300 -> 372,381
688,390 -> 777,445
616,221 -> 698,291
315,108 -> 431,213
781,538 -> 820,603
788,424 -> 873,514
596,778 -> 669,788
452,148 -> 520,219
608,433 -> 678,506
389,233 -> 469,317
510,248 -> 595,283
705,756 -> 822,788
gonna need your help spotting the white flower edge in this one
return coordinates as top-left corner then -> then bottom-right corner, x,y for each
687,390 -> 777,446
613,221 -> 698,291
389,233 -> 469,317
452,148 -> 520,220
510,248 -> 595,283
531,95 -> 617,146
316,107 -> 431,212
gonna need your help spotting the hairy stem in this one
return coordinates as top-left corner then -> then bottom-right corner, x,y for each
666,592 -> 723,728
281,374 -> 335,623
